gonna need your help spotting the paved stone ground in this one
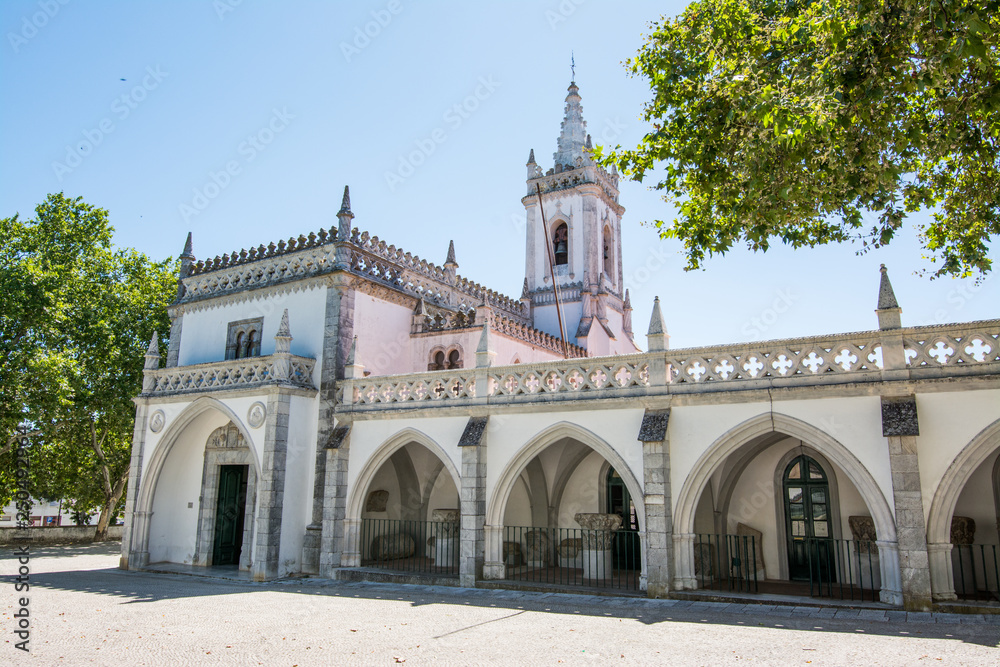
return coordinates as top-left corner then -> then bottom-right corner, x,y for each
2,543 -> 999,665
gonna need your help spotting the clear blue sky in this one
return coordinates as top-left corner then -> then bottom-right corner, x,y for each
2,0 -> 995,349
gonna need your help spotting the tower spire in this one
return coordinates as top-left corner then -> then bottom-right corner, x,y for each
553,80 -> 588,169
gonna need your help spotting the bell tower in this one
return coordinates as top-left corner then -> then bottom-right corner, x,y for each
521,80 -> 636,355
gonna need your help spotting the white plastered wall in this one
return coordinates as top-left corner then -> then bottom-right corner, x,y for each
178,286 -> 328,368
353,293 -> 415,376
914,388 -> 1000,520
277,393 -> 319,576
669,396 -> 895,521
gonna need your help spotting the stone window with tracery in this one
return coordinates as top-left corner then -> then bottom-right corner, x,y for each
428,347 -> 463,371
225,317 -> 263,360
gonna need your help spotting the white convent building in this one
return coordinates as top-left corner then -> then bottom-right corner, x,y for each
121,80 -> 1000,612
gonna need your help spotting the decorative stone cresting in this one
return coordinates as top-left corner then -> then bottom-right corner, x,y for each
143,354 -> 316,396
365,490 -> 389,513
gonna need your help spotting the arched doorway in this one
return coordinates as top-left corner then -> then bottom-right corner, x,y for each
783,454 -> 833,582
347,436 -> 461,577
675,413 -> 900,604
487,424 -> 645,592
926,418 -> 1000,602
607,468 -> 640,570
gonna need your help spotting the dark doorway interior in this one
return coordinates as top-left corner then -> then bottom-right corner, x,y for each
213,465 -> 249,566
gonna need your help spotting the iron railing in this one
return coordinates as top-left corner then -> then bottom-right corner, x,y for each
502,526 -> 641,592
359,518 -> 459,576
694,535 -> 881,601
952,544 -> 1000,602
694,534 -> 760,593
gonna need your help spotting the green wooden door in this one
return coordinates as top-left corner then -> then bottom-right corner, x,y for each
606,468 -> 640,570
783,455 -> 834,582
212,465 -> 248,566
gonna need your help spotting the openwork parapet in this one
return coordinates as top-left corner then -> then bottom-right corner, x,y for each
142,354 -> 317,395
338,321 -> 1000,409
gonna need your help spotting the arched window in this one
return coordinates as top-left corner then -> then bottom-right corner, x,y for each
429,350 -> 446,371
603,226 -> 612,277
226,317 -> 264,360
552,222 -> 568,266
783,454 -> 833,581
447,349 -> 462,369
247,330 -> 259,357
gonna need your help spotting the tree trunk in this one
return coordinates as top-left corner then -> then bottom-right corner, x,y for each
93,475 -> 127,542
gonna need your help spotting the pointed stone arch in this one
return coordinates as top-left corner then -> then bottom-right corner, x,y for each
484,421 -> 646,580
342,427 -> 461,567
926,417 -> 1000,600
345,427 -> 461,524
127,396 -> 262,570
673,412 -> 900,602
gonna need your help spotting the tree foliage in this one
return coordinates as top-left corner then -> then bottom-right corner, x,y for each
596,0 -> 1000,278
1,194 -> 177,537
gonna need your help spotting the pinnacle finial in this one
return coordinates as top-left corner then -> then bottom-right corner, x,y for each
338,185 -> 352,216
585,134 -> 593,150
145,331 -> 159,356
877,264 -> 899,310
413,297 -> 428,315
445,240 -> 458,268
181,232 -> 194,258
276,308 -> 291,338
647,296 -> 666,336
623,288 -> 632,310
521,277 -> 530,299
554,77 -> 588,168
527,148 -> 536,164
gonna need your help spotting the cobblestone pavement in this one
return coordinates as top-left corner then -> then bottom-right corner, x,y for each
3,543 -> 999,665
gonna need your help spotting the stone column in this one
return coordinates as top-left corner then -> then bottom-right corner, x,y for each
882,395 -> 931,610
673,533 -> 697,590
252,389 -> 291,581
319,424 -> 351,578
638,408 -> 672,597
303,273 -> 355,574
482,525 -> 505,580
928,542 -> 956,601
575,513 -> 621,581
121,399 -> 151,570
459,416 -> 488,587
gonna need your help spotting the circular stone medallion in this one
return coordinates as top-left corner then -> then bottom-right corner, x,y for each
149,410 -> 166,433
247,402 -> 266,428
